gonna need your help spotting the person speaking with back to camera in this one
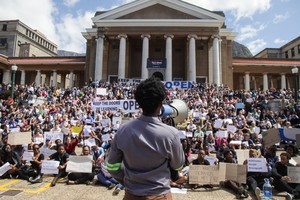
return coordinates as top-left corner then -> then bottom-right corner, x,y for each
107,77 -> 185,200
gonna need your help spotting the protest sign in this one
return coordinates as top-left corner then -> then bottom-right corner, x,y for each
219,163 -> 246,183
227,125 -> 237,133
22,151 -> 34,161
83,126 -> 92,137
235,149 -> 249,165
84,138 -> 96,147
247,158 -> 268,172
92,100 -> 139,113
44,131 -> 64,144
262,128 -> 280,147
186,132 -> 193,138
164,81 -> 193,89
71,126 -> 82,135
189,165 -> 220,185
66,156 -> 93,173
216,131 -> 228,138
178,131 -> 186,139
10,128 -> 20,133
214,119 -> 223,129
288,167 -> 300,183
101,134 -> 111,142
205,156 -> 217,165
96,88 -> 107,96
112,116 -> 122,125
40,148 -> 56,158
0,162 -> 11,176
205,131 -> 213,136
8,132 -> 32,145
41,160 -> 59,174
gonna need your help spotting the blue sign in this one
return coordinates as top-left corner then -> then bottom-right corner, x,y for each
164,81 -> 193,89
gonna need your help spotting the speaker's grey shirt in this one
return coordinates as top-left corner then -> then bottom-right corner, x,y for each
107,115 -> 185,196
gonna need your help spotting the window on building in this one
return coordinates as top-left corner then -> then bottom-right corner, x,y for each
285,51 -> 289,58
291,48 -> 295,57
2,24 -> 7,31
0,38 -> 7,48
298,45 -> 300,54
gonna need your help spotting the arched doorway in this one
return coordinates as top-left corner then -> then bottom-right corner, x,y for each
152,71 -> 164,81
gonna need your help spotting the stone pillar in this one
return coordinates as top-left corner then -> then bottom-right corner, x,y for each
69,71 -> 74,88
118,34 -> 127,79
141,34 -> 150,80
212,35 -> 220,86
52,70 -> 57,88
35,70 -> 41,86
95,35 -> 105,82
61,73 -> 66,89
164,34 -> 174,81
188,34 -> 197,82
2,69 -> 10,84
281,73 -> 286,90
263,73 -> 268,91
20,70 -> 26,85
219,38 -> 222,84
244,72 -> 250,91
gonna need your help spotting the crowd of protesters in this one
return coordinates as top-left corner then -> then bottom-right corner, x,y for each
0,80 -> 299,199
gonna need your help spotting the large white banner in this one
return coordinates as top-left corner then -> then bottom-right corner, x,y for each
44,131 -> 64,144
8,132 -> 32,145
92,100 -> 139,113
66,156 -> 93,173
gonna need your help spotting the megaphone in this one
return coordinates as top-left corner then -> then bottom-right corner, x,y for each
160,99 -> 189,124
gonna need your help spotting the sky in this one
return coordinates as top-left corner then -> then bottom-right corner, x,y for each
0,0 -> 299,55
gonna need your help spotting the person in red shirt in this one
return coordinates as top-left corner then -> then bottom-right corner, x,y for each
64,136 -> 79,155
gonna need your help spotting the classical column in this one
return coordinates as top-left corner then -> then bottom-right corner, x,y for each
2,69 -> 10,84
35,70 -> 41,86
95,35 -> 105,82
69,71 -> 74,88
52,70 -> 57,88
118,34 -> 127,79
212,35 -> 220,86
219,38 -> 223,84
141,34 -> 150,80
244,72 -> 250,91
20,70 -> 26,85
164,34 -> 174,81
263,73 -> 268,91
281,73 -> 286,90
188,34 -> 197,82
61,73 -> 66,89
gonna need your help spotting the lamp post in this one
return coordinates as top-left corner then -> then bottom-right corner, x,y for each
11,64 -> 18,99
291,66 -> 298,102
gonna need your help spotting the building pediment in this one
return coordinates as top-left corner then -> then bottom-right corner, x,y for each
92,0 -> 224,28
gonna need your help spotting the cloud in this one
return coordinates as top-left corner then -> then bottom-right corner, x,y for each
273,12 -> 290,24
56,10 -> 94,53
182,0 -> 271,21
247,39 -> 267,55
274,38 -> 287,44
0,0 -> 58,44
63,0 -> 80,7
236,24 -> 265,41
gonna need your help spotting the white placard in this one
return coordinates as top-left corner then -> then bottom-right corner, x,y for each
10,128 -> 20,133
40,148 -> 56,158
216,131 -> 228,138
214,119 -> 223,129
227,125 -> 237,133
7,132 -> 32,145
70,120 -> 78,126
208,145 -> 215,152
0,162 -> 12,176
22,151 -> 34,161
236,149 -> 249,165
247,158 -> 268,172
96,88 -> 107,96
41,160 -> 59,174
253,127 -> 261,134
83,126 -> 92,137
205,155 -> 217,165
112,116 -> 122,125
44,131 -> 64,144
84,138 -> 96,147
171,188 -> 187,194
101,134 -> 111,142
224,118 -> 233,125
186,132 -> 193,138
229,140 -> 242,145
287,167 -> 300,183
178,131 -> 186,139
92,100 -> 139,113
205,131 -> 213,136
66,156 -> 93,173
